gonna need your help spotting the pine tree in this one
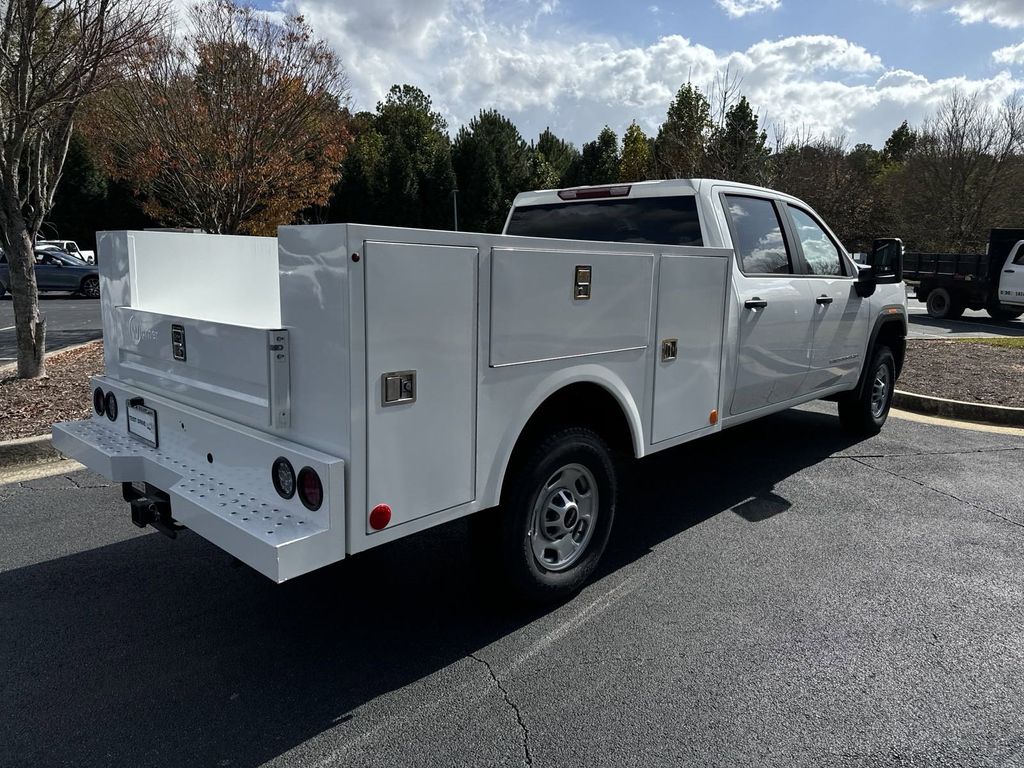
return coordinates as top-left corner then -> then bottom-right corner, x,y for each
654,83 -> 712,179
618,122 -> 652,183
578,126 -> 620,185
452,109 -> 532,233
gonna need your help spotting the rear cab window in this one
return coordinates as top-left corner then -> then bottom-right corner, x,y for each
505,195 -> 704,247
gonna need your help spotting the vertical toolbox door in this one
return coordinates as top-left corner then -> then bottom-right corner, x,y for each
364,242 -> 479,531
652,253 -> 729,443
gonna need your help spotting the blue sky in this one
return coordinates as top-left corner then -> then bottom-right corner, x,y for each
241,0 -> 1024,148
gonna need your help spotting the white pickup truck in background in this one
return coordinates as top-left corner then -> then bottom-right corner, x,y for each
53,179 -> 907,601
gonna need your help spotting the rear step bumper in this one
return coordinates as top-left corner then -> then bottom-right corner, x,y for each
53,406 -> 345,582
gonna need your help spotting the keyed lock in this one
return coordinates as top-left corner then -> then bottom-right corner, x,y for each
381,370 -> 417,406
661,338 -> 678,362
574,265 -> 592,300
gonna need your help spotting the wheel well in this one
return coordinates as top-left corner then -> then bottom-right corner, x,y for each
875,319 -> 906,378
502,383 -> 636,500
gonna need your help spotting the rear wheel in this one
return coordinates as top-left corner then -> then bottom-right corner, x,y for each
926,288 -> 963,319
838,346 -> 896,437
79,275 -> 100,298
497,427 -> 619,603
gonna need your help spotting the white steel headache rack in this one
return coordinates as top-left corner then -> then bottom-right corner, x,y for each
53,221 -> 733,582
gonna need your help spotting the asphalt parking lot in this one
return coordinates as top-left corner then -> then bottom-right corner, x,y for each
2,402 -> 1023,767
0,296 -> 102,363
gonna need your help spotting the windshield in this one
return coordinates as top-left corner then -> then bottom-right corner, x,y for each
506,195 -> 704,247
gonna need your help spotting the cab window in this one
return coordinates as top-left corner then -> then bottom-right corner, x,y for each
724,195 -> 792,275
787,206 -> 845,276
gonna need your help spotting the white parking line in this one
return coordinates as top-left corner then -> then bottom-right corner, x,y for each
0,325 -> 15,332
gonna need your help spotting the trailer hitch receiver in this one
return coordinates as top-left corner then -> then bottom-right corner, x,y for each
122,482 -> 184,539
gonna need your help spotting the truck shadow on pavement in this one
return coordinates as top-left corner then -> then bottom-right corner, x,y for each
1,407 -> 862,768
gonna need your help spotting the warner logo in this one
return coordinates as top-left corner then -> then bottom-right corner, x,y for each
128,313 -> 159,345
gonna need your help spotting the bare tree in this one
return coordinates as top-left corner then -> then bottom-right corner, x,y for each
895,89 -> 1024,250
88,0 -> 350,237
0,0 -> 167,378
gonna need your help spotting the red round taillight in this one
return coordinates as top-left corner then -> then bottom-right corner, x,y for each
369,504 -> 392,530
93,387 -> 106,416
297,467 -> 323,511
104,391 -> 118,422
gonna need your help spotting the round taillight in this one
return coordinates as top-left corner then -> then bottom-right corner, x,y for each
93,387 -> 106,416
272,457 -> 296,499
369,504 -> 392,530
104,391 -> 118,422
298,467 -> 323,511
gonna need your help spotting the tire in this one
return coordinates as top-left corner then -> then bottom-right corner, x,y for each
0,282 -> 6,299
926,288 -> 963,319
987,305 -> 1023,322
497,427 -> 619,603
79,275 -> 100,299
838,346 -> 896,437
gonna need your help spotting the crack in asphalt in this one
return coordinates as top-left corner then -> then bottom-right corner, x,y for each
849,457 -> 1024,532
468,653 -> 533,767
839,446 -> 1023,459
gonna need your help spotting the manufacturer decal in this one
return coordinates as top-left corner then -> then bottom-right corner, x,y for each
128,314 -> 159,345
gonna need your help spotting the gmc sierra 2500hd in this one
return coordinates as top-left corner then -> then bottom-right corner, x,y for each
53,179 -> 907,601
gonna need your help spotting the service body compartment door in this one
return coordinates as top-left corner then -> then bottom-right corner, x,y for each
652,254 -> 729,443
364,242 -> 478,530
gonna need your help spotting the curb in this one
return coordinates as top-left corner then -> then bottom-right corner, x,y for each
0,434 -> 64,469
893,389 -> 1024,428
0,338 -> 103,376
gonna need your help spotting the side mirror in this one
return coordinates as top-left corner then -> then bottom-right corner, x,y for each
869,238 -> 903,283
855,238 -> 903,298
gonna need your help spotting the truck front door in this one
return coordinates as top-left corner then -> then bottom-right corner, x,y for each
723,193 -> 814,415
783,204 -> 868,392
998,243 -> 1024,307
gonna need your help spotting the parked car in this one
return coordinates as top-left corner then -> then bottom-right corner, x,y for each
37,239 -> 95,264
0,247 -> 100,298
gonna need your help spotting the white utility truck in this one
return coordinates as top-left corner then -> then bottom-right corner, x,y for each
53,180 -> 908,601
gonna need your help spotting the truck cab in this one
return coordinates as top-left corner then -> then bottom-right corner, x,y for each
505,179 -> 907,422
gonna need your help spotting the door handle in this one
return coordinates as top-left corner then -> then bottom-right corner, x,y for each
744,298 -> 768,309
1005,269 -> 1016,274
816,295 -> 834,305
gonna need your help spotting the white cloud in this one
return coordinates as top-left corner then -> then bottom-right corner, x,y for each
280,0 -> 1023,149
902,0 -> 1024,28
994,40 -> 1024,62
716,0 -> 782,17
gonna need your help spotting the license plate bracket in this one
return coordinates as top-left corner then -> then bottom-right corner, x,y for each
126,398 -> 159,448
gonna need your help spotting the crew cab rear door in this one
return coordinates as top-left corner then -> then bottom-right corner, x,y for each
721,193 -> 814,415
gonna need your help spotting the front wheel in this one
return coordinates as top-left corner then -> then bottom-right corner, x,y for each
838,346 -> 896,436
987,304 -> 1023,322
498,427 -> 619,603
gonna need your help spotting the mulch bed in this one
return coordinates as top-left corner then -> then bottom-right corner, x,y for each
0,341 -> 104,441
0,337 -> 1021,442
900,340 -> 1024,408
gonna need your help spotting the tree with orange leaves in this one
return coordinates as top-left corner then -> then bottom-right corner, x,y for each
88,0 -> 349,235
